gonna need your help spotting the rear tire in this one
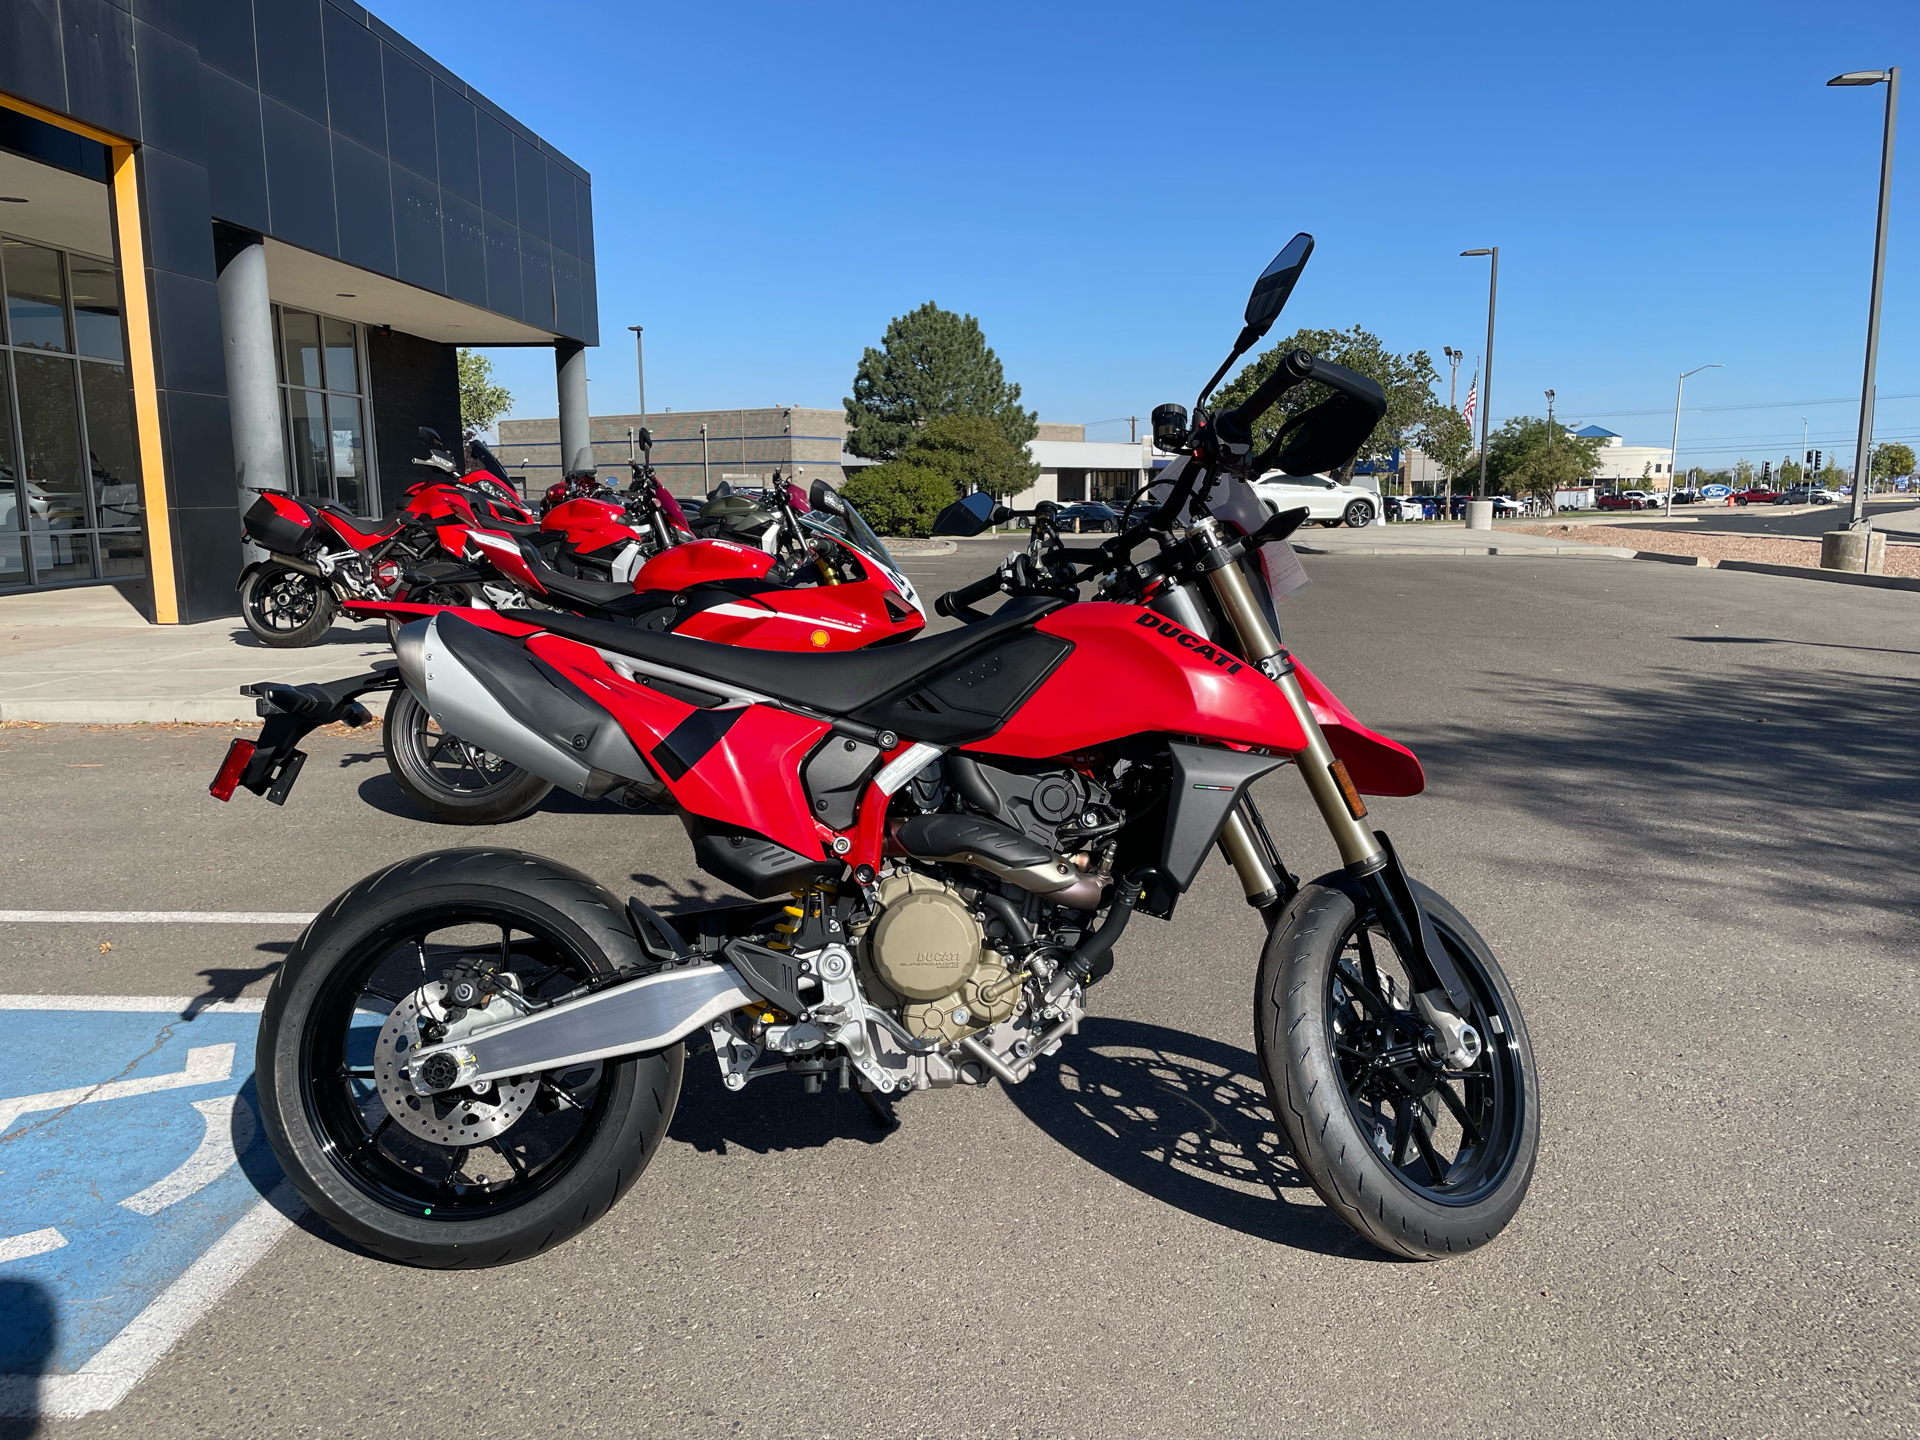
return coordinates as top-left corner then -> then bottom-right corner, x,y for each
1255,877 -> 1538,1260
383,686 -> 553,825
256,848 -> 682,1268
240,563 -> 337,647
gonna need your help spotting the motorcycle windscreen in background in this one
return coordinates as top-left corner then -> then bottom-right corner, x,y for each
653,483 -> 693,535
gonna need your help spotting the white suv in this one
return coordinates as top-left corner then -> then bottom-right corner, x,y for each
1252,472 -> 1378,528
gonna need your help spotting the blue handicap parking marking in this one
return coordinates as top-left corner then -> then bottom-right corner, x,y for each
0,1000 -> 284,1383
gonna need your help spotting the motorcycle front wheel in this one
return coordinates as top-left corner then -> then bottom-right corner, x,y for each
383,686 -> 554,825
1256,877 -> 1538,1260
240,563 -> 337,647
256,848 -> 681,1268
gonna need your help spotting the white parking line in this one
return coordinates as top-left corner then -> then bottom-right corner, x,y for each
25,1187 -> 300,1420
120,1095 -> 253,1216
0,1226 -> 69,1263
0,995 -> 266,1013
0,911 -> 315,924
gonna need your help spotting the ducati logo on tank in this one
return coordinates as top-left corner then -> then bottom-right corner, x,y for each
1134,613 -> 1245,673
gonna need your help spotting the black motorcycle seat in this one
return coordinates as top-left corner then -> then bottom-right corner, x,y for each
509,594 -> 1066,716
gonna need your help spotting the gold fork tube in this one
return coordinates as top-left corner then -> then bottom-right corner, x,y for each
1200,523 -> 1386,874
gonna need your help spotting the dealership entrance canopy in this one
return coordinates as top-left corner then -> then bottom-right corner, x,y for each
0,0 -> 598,621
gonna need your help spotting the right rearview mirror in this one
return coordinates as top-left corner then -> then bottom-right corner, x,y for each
932,491 -> 998,537
1243,233 -> 1313,343
418,426 -> 445,449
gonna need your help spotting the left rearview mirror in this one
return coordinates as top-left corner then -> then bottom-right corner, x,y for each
932,491 -> 997,537
1244,233 -> 1313,342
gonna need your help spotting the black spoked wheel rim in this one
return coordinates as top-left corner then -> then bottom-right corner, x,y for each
1326,914 -> 1526,1207
299,905 -> 615,1220
250,570 -> 320,632
399,702 -> 525,800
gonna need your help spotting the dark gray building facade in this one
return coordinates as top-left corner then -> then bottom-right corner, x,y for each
0,0 -> 597,621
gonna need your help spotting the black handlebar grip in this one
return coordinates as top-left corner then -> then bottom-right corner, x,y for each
935,569 -> 1003,618
1216,348 -> 1316,447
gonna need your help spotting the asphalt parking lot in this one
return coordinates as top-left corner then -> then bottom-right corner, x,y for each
4,544 -> 1917,1438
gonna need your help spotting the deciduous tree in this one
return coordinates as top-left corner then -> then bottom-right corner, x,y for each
1871,442 -> 1916,482
1212,326 -> 1437,481
845,304 -> 1037,460
899,414 -> 1037,500
1481,416 -> 1607,503
457,348 -> 512,434
841,463 -> 956,537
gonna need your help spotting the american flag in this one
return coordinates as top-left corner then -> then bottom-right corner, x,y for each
1462,370 -> 1478,428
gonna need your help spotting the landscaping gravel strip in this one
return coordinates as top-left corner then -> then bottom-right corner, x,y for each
1504,522 -> 1920,578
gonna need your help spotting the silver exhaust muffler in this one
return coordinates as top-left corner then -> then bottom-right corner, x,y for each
407,961 -> 759,1089
393,614 -> 662,801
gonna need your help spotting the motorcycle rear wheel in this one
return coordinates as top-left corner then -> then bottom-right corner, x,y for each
256,848 -> 681,1268
383,686 -> 554,825
1256,877 -> 1538,1260
240,563 -> 337,648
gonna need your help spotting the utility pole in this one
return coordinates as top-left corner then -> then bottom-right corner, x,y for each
1460,249 -> 1498,497
1444,346 -> 1462,410
1666,364 -> 1722,514
628,325 -> 645,427
1129,415 -> 1138,443
700,423 -> 710,491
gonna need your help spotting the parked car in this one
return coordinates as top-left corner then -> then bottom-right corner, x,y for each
1596,493 -> 1653,512
1487,495 -> 1525,517
1669,488 -> 1705,504
1385,494 -> 1436,521
1252,472 -> 1378,528
1048,501 -> 1124,533
1733,487 -> 1784,506
1781,486 -> 1835,505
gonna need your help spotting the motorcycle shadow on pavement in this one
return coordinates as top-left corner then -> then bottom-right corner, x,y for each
352,771 -> 619,822
1001,1017 -> 1389,1260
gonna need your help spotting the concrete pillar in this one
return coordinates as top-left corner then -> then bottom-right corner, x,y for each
216,234 -> 286,563
556,340 -> 592,475
1465,499 -> 1494,530
1821,528 -> 1886,574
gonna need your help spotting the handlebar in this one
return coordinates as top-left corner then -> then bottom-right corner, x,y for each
1213,348 -> 1315,449
934,569 -> 1004,623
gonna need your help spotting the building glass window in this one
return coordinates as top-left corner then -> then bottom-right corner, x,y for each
274,305 -> 378,515
0,233 -> 139,590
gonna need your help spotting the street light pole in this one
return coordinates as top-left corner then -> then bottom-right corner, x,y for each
1461,249 -> 1498,497
1828,66 -> 1899,528
1666,364 -> 1722,514
627,325 -> 645,427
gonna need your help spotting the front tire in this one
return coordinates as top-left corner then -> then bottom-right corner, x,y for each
256,848 -> 682,1268
1342,500 -> 1374,528
1256,877 -> 1538,1260
240,563 -> 337,647
383,687 -> 554,825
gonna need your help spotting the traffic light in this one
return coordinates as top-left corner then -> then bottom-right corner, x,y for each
1762,461 -> 1771,482
1813,450 -> 1822,474
1805,450 -> 1814,468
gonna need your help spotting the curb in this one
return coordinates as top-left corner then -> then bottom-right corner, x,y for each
1713,559 -> 1920,593
883,539 -> 958,556
1294,544 -> 1631,558
0,691 -> 391,725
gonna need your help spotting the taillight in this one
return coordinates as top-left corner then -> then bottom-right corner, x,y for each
210,738 -> 256,801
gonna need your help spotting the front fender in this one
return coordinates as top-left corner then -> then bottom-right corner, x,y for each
1291,659 -> 1424,797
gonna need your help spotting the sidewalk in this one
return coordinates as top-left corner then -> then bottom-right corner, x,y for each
0,587 -> 389,723
1293,523 -> 1635,558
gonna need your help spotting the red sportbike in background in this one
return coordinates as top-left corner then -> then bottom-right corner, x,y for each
215,235 -> 1537,1270
237,429 -> 535,647
353,476 -> 926,823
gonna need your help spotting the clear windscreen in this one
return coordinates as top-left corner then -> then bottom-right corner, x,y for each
799,501 -> 921,614
1133,459 -> 1309,626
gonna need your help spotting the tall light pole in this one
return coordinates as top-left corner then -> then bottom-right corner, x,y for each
1802,417 -> 1810,483
1666,364 -> 1722,513
1828,67 -> 1899,528
1460,249 -> 1498,497
627,325 -> 646,427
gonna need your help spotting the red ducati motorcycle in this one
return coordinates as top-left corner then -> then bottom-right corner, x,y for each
217,235 -> 1536,1267
237,430 -> 534,647
358,477 -> 926,824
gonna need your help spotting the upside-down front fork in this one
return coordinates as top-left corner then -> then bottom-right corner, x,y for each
1192,520 -> 1479,1046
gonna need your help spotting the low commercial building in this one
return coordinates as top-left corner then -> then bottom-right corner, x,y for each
499,407 -> 846,497
500,412 -> 1159,507
1,1 -> 601,618
1573,425 -> 1674,488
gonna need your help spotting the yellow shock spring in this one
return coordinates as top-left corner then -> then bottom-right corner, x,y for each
767,881 -> 838,951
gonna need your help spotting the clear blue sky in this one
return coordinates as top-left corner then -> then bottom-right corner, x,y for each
383,0 -> 1914,472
